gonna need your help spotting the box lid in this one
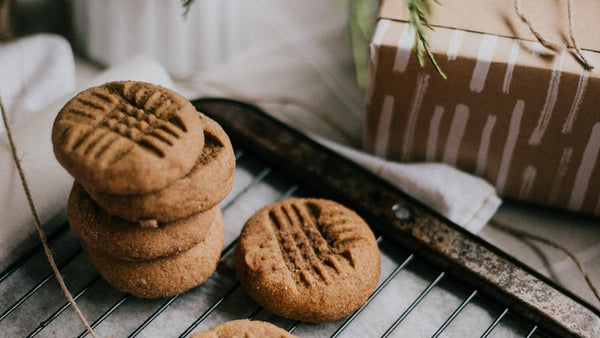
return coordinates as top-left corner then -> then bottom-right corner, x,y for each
380,0 -> 600,53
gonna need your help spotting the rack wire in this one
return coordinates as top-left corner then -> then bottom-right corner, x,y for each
1,98 -> 598,337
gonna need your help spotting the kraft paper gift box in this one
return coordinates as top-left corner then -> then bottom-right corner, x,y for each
364,0 -> 600,215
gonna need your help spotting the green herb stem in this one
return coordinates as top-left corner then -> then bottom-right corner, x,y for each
407,0 -> 446,79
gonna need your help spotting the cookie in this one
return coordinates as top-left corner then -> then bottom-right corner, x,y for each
234,198 -> 381,322
85,113 -> 235,223
67,181 -> 218,261
52,81 -> 205,195
191,319 -> 297,338
82,209 -> 224,298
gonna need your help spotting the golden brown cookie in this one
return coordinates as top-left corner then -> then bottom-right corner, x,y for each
85,113 -> 235,223
82,209 -> 224,298
191,319 -> 297,338
67,181 -> 218,261
234,198 -> 381,322
52,81 -> 205,195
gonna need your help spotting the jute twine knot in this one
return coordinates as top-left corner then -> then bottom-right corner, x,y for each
515,0 -> 594,70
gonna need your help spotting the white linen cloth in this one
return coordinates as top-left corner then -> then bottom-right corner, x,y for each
316,136 -> 500,233
0,34 -> 75,133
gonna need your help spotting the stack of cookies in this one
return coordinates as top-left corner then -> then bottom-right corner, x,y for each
52,81 -> 235,298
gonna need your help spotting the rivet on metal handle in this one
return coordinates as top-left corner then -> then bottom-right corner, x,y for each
392,204 -> 412,221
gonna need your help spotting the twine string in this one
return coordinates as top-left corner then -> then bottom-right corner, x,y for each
514,0 -> 560,51
490,219 -> 600,304
0,96 -> 97,338
566,0 -> 593,69
514,0 -> 594,70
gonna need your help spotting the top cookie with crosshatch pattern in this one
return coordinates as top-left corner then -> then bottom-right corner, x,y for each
52,81 -> 204,195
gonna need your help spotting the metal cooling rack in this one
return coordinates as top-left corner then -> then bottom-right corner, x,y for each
1,98 -> 599,337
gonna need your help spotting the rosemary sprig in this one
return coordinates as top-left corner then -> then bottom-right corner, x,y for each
181,0 -> 194,17
407,0 -> 446,79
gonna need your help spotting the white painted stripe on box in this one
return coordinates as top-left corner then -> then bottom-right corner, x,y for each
529,52 -> 564,145
519,165 -> 537,199
470,34 -> 498,93
497,99 -> 525,194
549,147 -> 573,204
374,95 -> 395,158
563,51 -> 593,134
426,106 -> 444,161
366,20 -> 391,105
568,123 -> 600,210
447,29 -> 464,61
393,24 -> 416,73
442,104 -> 469,166
370,19 -> 391,69
371,19 -> 391,47
475,115 -> 497,176
402,73 -> 430,161
502,39 -> 521,94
